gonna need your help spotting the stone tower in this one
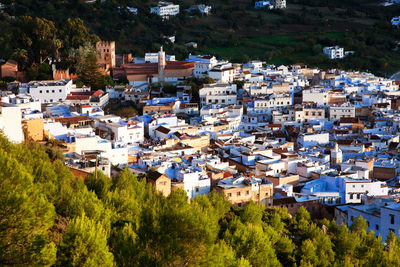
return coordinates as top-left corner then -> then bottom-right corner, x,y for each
331,143 -> 343,167
158,46 -> 166,84
96,41 -> 116,74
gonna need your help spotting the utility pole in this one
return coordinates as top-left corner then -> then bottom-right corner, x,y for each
95,154 -> 98,180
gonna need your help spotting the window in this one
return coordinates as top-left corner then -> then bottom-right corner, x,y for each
46,90 -> 49,93
39,90 -> 42,93
351,216 -> 354,222
237,192 -> 241,196
357,194 -> 360,199
227,193 -> 232,197
390,214 -> 395,224
59,89 -> 62,92
195,187 -> 199,192
353,185 -> 355,188
376,224 -> 379,231
246,190 -> 249,195
52,90 -> 55,93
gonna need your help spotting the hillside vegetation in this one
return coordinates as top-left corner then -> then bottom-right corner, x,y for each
2,135 -> 400,266
2,0 -> 400,77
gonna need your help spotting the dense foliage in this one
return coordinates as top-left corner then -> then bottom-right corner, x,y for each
1,134 -> 400,266
2,0 -> 400,76
0,12 -> 110,88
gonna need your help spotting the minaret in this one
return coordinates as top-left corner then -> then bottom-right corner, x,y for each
331,143 -> 343,167
158,46 -> 166,85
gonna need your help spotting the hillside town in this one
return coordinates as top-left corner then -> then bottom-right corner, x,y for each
2,38 -> 400,241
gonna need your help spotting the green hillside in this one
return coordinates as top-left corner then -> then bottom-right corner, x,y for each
1,0 -> 400,77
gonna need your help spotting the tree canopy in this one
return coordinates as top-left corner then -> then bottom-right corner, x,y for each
1,133 -> 400,266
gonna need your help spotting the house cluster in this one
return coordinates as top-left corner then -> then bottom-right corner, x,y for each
323,46 -> 354,60
254,0 -> 286,9
4,41 -> 400,241
149,1 -> 211,19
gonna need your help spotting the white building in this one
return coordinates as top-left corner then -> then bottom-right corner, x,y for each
323,46 -> 345,59
300,108 -> 325,123
208,64 -> 235,83
247,94 -> 293,115
90,90 -> 109,109
44,121 -> 68,140
343,179 -> 388,204
187,55 -> 218,78
148,114 -> 185,138
199,83 -> 237,107
150,1 -> 180,18
345,199 -> 400,241
94,115 -> 144,145
245,60 -> 263,72
26,79 -> 73,103
145,53 -> 175,63
106,86 -> 126,100
0,93 -> 41,112
297,132 -> 330,148
302,174 -> 388,205
164,164 -> 211,199
0,103 -> 24,143
73,135 -> 129,166
302,88 -> 329,106
246,83 -> 273,96
329,103 -> 356,121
